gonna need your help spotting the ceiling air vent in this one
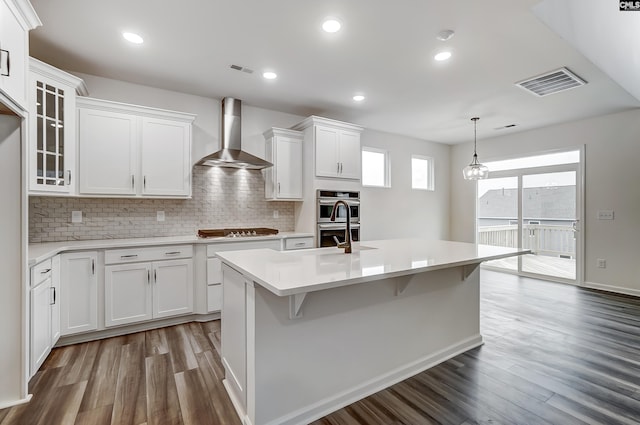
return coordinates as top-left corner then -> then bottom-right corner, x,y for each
516,67 -> 586,97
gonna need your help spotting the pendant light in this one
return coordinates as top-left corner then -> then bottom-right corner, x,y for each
462,117 -> 489,180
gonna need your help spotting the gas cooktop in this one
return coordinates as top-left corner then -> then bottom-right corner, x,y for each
197,228 -> 279,238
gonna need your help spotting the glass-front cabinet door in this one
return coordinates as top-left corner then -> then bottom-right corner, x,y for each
29,58 -> 87,194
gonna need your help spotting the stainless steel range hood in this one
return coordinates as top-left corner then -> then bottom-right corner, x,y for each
196,97 -> 272,169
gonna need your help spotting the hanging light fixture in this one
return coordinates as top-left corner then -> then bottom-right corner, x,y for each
462,117 -> 489,180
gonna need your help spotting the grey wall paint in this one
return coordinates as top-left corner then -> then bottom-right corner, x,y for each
450,108 -> 640,294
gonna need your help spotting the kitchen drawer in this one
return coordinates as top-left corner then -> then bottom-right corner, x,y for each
207,284 -> 222,312
284,237 -> 314,250
105,244 -> 193,264
206,239 -> 281,257
31,258 -> 53,287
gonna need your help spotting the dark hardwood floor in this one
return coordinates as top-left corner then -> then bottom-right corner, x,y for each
2,270 -> 640,424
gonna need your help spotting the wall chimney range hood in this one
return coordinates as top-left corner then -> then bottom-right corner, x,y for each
196,97 -> 272,169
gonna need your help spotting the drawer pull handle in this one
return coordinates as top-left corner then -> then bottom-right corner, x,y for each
0,49 -> 10,77
41,268 -> 51,274
120,254 -> 138,259
165,251 -> 181,255
294,242 -> 305,247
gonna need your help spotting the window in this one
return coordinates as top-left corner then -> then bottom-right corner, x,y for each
362,147 -> 390,187
411,155 -> 434,190
485,150 -> 579,172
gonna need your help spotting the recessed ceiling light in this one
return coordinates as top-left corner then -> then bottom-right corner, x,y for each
263,71 -> 278,80
352,95 -> 365,102
434,51 -> 452,61
322,18 -> 341,33
122,32 -> 144,44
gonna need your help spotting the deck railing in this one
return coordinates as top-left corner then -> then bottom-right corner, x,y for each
478,224 -> 575,258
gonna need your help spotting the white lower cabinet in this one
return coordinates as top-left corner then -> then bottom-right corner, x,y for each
104,247 -> 194,327
59,251 -> 98,335
29,256 -> 59,376
206,240 -> 281,313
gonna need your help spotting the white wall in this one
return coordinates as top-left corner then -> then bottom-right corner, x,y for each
360,130 -> 450,241
0,115 -> 25,408
75,73 -> 453,243
450,108 -> 640,295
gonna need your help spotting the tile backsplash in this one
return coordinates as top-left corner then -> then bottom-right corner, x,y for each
29,166 -> 295,243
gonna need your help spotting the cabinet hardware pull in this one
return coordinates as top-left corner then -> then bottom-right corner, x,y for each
278,182 -> 280,194
144,176 -> 146,189
154,270 -> 157,283
131,175 -> 135,189
165,251 -> 181,255
340,162 -> 343,174
147,270 -> 150,284
0,49 -> 10,77
66,170 -> 72,186
50,287 -> 56,305
120,254 -> 138,259
337,162 -> 340,173
91,259 -> 95,275
41,268 -> 51,274
295,242 -> 305,247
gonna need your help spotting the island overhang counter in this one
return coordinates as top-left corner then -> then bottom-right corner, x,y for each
216,239 -> 528,425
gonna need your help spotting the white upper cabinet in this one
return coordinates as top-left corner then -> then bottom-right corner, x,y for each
292,116 -> 363,181
141,117 -> 191,197
29,58 -> 88,195
79,107 -> 138,195
263,127 -> 303,200
77,97 -> 195,198
0,0 -> 40,110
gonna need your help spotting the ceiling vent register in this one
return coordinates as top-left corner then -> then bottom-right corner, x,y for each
516,67 -> 586,97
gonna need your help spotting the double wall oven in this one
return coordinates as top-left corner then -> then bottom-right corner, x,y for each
316,190 -> 360,248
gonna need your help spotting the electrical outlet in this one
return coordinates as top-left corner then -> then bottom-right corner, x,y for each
71,210 -> 82,223
157,211 -> 165,222
597,259 -> 606,268
597,210 -> 614,220
273,210 -> 279,218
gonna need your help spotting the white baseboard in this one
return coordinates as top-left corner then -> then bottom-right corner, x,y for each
264,334 -> 484,425
223,379 -> 253,425
0,394 -> 32,410
583,281 -> 640,298
55,312 -> 220,346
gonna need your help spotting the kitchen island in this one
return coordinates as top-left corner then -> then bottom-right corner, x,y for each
216,239 -> 528,425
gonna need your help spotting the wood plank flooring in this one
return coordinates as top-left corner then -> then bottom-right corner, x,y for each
2,270 -> 640,424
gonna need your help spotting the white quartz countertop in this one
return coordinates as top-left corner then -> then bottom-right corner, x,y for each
28,232 -> 313,266
216,239 -> 530,296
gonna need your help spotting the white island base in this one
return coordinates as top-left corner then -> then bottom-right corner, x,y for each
217,240 -> 527,425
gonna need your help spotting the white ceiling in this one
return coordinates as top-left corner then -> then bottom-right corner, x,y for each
28,0 -> 640,144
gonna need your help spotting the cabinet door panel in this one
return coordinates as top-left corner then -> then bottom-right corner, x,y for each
51,255 -> 61,343
315,126 -> 339,178
338,130 -> 361,179
276,137 -> 302,199
153,259 -> 193,318
31,280 -> 52,375
60,252 -> 98,335
105,263 -> 152,326
79,108 -> 137,195
141,117 -> 191,196
0,0 -> 27,108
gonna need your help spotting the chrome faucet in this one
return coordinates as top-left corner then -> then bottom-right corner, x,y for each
330,200 -> 352,253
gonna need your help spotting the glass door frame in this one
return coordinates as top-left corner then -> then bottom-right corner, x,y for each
477,147 -> 585,286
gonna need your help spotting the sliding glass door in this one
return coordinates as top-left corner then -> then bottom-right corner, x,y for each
476,149 -> 582,284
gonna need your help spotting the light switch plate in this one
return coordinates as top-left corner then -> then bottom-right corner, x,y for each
157,211 -> 165,222
71,210 -> 82,223
597,210 -> 614,220
273,210 -> 279,218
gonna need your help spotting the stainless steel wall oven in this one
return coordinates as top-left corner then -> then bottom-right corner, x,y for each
316,190 -> 360,247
